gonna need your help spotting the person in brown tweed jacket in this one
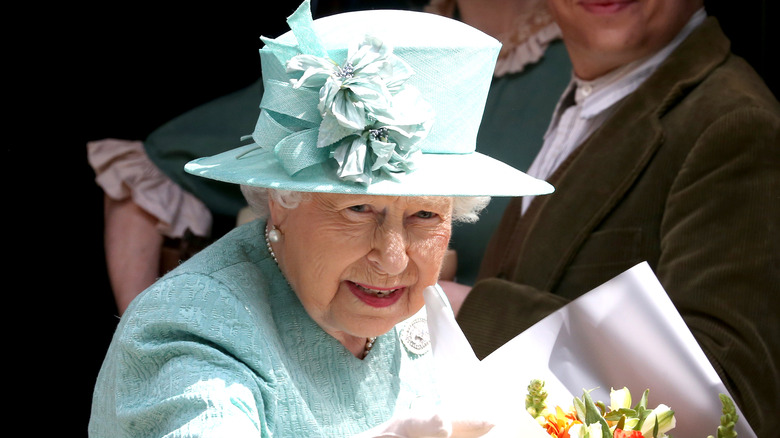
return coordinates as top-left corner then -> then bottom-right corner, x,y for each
450,1 -> 780,436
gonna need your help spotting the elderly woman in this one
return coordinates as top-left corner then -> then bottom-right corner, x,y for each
88,1 -> 552,437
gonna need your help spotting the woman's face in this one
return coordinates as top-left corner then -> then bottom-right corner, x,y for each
269,192 -> 453,344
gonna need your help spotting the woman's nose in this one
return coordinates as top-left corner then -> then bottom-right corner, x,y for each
367,227 -> 409,276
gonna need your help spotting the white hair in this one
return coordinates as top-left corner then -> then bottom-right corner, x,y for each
240,185 -> 489,223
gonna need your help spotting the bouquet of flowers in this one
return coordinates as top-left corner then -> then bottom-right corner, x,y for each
422,264 -> 756,437
525,379 -> 739,438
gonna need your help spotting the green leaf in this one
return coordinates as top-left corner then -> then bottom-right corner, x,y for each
630,389 -> 651,431
581,391 -> 612,438
604,408 -> 636,421
596,401 -> 607,416
635,389 -> 650,410
615,415 -> 626,431
574,396 -> 587,423
633,406 -> 651,431
652,416 -> 659,438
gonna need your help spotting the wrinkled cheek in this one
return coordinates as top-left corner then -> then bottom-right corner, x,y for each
426,232 -> 452,261
413,236 -> 450,280
288,259 -> 335,308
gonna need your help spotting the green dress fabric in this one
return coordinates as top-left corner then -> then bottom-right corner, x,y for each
89,219 -> 438,437
144,80 -> 263,217
449,40 -> 572,285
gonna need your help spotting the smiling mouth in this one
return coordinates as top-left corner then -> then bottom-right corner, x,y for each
353,282 -> 402,298
580,0 -> 637,14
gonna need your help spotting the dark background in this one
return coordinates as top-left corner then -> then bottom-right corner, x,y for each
15,0 -> 776,435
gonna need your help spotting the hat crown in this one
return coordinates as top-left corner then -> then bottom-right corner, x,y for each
252,2 -> 500,184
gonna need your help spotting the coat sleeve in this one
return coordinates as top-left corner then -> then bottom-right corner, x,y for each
655,105 -> 780,435
456,278 -> 569,360
99,272 -> 276,438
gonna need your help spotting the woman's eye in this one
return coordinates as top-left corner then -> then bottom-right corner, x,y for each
348,205 -> 369,213
414,210 -> 436,219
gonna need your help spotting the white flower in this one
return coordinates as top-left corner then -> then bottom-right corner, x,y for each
640,404 -> 676,438
610,387 -> 632,411
287,35 -> 413,130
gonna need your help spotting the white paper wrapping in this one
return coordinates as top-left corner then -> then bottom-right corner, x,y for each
423,262 -> 756,437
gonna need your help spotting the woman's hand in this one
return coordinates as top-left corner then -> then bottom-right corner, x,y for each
354,407 -> 494,437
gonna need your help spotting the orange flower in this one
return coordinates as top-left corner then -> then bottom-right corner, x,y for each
544,406 -> 582,438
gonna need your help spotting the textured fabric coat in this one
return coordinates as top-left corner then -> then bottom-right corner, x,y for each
89,220 -> 438,437
457,18 -> 779,436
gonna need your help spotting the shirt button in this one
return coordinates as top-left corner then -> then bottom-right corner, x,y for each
579,84 -> 593,97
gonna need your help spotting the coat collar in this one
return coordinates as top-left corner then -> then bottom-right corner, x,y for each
503,18 -> 732,290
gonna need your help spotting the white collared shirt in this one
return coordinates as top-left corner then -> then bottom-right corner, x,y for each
522,8 -> 707,213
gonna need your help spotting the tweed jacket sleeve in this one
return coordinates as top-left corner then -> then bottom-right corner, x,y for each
457,18 -> 780,436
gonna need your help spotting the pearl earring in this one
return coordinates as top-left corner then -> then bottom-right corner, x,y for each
268,225 -> 282,243
265,225 -> 283,265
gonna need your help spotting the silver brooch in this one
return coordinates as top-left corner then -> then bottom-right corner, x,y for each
401,317 -> 430,355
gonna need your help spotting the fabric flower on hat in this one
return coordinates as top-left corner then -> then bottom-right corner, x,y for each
288,35 -> 411,128
286,35 -> 434,185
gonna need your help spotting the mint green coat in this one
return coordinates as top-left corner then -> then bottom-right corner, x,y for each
89,220 -> 437,437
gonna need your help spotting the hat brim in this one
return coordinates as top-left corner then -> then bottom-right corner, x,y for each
185,143 -> 554,197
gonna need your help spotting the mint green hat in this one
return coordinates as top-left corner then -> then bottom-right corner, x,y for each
185,0 -> 554,197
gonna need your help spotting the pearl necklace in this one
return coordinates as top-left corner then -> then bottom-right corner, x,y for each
363,336 -> 377,358
265,224 -> 378,358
